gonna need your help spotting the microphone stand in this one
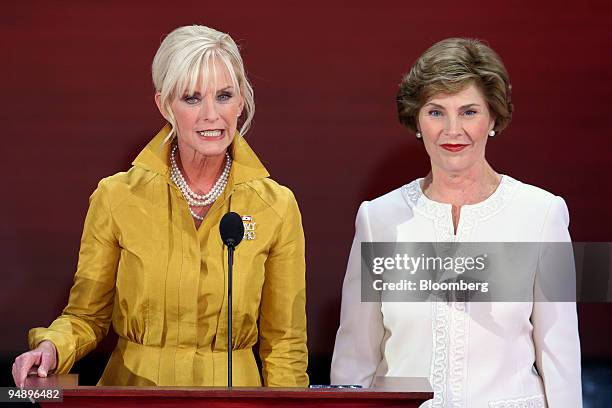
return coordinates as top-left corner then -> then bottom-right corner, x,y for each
227,243 -> 235,388
220,211 -> 244,389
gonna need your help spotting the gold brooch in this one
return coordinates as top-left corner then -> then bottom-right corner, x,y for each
242,215 -> 256,240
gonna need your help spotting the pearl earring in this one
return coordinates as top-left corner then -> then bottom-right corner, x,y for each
488,130 -> 496,137
416,132 -> 422,139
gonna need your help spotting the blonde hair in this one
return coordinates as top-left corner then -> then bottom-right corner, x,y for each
397,38 -> 513,134
152,25 -> 255,141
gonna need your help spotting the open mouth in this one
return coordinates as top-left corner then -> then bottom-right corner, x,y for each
196,129 -> 223,137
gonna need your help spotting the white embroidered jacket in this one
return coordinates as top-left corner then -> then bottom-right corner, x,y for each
331,176 -> 582,408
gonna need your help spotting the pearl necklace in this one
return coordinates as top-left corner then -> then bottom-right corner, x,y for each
170,144 -> 232,221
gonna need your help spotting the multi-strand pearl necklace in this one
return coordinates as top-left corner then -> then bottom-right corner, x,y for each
170,144 -> 232,221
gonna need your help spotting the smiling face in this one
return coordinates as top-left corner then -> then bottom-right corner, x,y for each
417,82 -> 495,174
156,61 -> 244,160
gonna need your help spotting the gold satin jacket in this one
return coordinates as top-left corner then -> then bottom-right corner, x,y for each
29,125 -> 308,386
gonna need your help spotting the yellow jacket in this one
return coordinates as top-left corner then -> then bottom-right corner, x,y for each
29,125 -> 308,387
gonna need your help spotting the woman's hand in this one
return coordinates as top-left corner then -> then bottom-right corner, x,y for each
11,340 -> 58,388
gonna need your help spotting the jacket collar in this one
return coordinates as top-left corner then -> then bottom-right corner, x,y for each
132,124 -> 270,185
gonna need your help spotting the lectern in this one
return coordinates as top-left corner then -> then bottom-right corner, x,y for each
25,374 -> 433,408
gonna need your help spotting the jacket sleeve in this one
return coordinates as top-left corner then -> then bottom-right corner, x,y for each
258,188 -> 308,387
28,179 -> 119,374
331,201 -> 384,387
532,196 -> 583,407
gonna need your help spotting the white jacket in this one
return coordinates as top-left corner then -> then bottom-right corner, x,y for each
331,175 -> 582,408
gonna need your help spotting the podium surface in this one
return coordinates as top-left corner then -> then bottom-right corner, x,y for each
26,375 -> 432,407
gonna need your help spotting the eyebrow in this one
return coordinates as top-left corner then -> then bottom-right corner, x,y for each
424,102 -> 482,109
184,86 -> 235,97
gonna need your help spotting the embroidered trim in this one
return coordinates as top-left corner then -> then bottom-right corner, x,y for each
403,180 -> 453,242
402,175 -> 519,241
430,302 -> 449,407
448,301 -> 468,407
405,176 -> 519,407
488,394 -> 546,408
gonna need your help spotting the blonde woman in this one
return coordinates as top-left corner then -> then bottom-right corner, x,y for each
12,25 -> 308,387
331,38 -> 581,407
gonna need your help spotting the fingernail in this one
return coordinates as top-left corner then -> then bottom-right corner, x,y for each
40,370 -> 47,377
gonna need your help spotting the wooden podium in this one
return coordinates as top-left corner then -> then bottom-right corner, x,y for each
26,374 -> 433,407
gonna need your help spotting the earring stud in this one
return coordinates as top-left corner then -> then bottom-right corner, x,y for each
416,132 -> 422,139
488,130 -> 496,137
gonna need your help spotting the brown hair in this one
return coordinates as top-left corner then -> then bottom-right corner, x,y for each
397,38 -> 513,134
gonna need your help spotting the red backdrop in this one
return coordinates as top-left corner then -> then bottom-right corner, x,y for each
2,0 -> 611,370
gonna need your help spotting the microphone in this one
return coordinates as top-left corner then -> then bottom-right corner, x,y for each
220,212 -> 244,248
219,212 -> 244,387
